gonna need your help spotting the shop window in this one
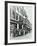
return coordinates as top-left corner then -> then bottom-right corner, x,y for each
19,24 -> 22,29
15,24 -> 17,28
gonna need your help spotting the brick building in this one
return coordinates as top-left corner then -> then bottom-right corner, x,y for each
10,6 -> 32,37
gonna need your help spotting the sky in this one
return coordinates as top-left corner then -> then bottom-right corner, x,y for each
24,6 -> 33,24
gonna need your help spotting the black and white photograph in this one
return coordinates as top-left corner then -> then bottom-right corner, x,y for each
10,6 -> 32,39
5,1 -> 36,45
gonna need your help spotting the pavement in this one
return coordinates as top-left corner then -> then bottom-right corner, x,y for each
10,30 -> 32,40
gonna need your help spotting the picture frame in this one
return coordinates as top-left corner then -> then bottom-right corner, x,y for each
5,1 -> 36,45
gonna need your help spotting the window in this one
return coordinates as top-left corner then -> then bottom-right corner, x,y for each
15,24 -> 17,28
16,15 -> 18,20
16,13 -> 18,20
13,10 -> 15,19
19,24 -> 22,29
19,16 -> 22,21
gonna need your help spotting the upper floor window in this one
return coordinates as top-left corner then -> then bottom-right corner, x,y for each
15,13 -> 18,20
19,16 -> 22,21
13,10 -> 15,19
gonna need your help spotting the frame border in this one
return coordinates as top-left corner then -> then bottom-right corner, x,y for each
5,1 -> 36,45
